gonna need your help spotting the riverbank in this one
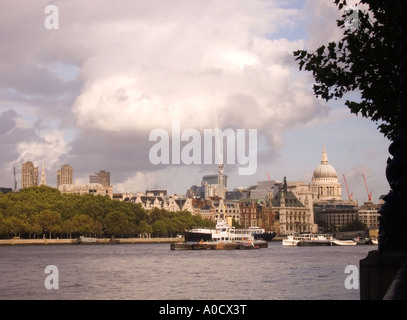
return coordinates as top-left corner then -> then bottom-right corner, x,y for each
0,237 -> 183,245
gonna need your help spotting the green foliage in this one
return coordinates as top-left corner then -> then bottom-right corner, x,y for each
293,0 -> 400,140
339,219 -> 368,232
0,186 -> 214,239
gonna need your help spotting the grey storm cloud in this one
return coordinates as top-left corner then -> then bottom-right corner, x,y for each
0,0 -> 340,192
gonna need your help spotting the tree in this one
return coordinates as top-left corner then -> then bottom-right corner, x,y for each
137,220 -> 152,238
61,220 -> 76,238
72,214 -> 102,236
340,219 -> 368,232
2,216 -> 28,238
293,1 -> 400,140
33,209 -> 62,239
0,214 -> 7,237
104,210 -> 131,236
151,220 -> 167,237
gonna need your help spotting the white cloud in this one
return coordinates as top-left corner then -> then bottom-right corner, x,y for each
65,0 -> 328,158
0,0 -> 388,200
114,167 -> 189,194
15,131 -> 70,169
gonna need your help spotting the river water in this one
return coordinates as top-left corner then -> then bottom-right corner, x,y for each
0,242 -> 373,300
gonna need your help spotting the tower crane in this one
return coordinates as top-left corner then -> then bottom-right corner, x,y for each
342,174 -> 353,200
362,174 -> 373,202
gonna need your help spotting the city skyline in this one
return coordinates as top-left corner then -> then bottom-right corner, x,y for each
0,0 -> 390,204
15,143 -> 383,207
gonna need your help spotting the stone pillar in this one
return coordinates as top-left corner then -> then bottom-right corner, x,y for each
361,1 -> 407,299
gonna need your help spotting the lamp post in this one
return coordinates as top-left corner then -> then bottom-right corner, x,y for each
378,1 -> 407,252
360,1 -> 407,300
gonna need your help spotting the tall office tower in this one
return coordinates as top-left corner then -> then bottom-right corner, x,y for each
21,161 -> 39,188
40,160 -> 47,186
57,164 -> 73,187
89,170 -> 110,186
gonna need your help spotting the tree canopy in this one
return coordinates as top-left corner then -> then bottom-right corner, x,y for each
0,186 -> 214,239
293,0 -> 400,140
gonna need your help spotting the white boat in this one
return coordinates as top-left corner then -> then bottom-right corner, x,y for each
282,235 -> 300,246
185,220 -> 259,243
282,233 -> 335,246
332,239 -> 357,246
178,220 -> 268,250
78,236 -> 98,244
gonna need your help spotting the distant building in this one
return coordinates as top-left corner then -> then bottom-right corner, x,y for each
127,192 -> 193,212
240,201 -> 258,228
358,201 -> 381,230
57,164 -> 73,187
21,161 -> 38,188
258,204 -> 276,232
201,173 -> 228,199
266,177 -> 318,235
40,160 -> 46,186
0,187 -> 12,194
186,185 -> 199,198
202,174 -> 228,187
89,170 -> 110,186
146,189 -> 167,197
310,145 -> 342,202
212,199 -> 240,223
225,189 -> 245,201
316,203 -> 359,232
58,183 -> 113,199
250,180 -> 279,200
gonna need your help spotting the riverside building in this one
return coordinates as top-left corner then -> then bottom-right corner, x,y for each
266,177 -> 318,235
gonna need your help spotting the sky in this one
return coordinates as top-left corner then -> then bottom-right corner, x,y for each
0,0 -> 391,204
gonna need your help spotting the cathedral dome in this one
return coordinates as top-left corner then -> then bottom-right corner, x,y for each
313,163 -> 337,178
312,145 -> 337,179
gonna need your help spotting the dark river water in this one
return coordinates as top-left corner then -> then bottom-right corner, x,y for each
0,242 -> 373,300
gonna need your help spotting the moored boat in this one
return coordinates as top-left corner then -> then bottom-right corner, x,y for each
237,240 -> 260,250
353,237 -> 373,245
249,227 -> 277,242
215,242 -> 239,250
184,220 -> 272,243
173,220 -> 269,250
332,239 -> 357,246
282,233 -> 334,246
78,236 -> 98,244
282,235 -> 300,247
170,242 -> 193,250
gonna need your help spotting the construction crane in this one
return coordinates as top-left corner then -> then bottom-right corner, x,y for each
342,174 -> 353,200
362,174 -> 373,202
